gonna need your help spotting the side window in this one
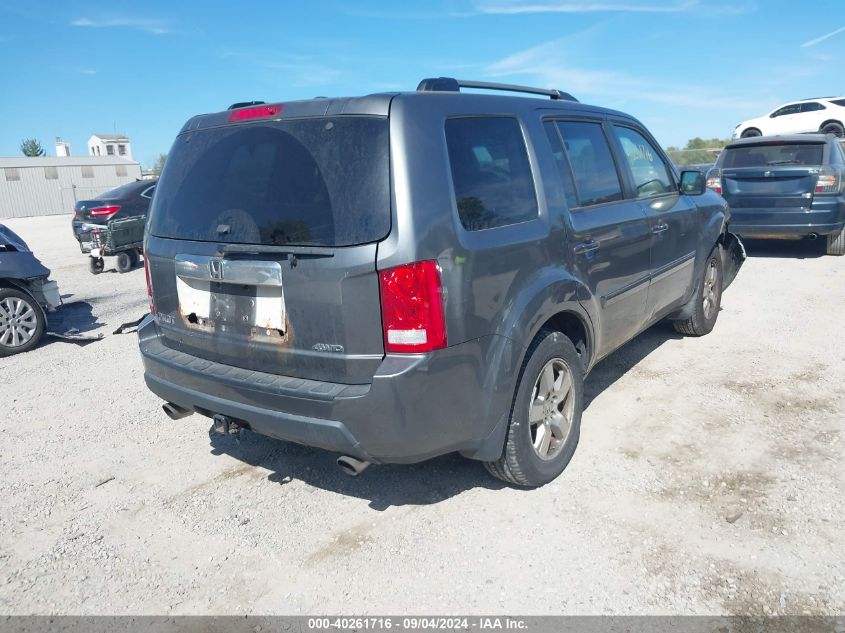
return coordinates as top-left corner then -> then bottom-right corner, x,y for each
44,166 -> 58,180
141,185 -> 156,199
81,166 -> 94,178
542,121 -> 578,210
555,121 -> 623,207
445,117 -> 539,231
115,165 -> 127,177
771,104 -> 800,117
801,102 -> 826,112
612,126 -> 675,198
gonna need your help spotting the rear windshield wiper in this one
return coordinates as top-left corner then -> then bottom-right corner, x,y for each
766,160 -> 801,166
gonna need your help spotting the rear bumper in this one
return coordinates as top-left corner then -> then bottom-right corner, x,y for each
138,316 -> 517,464
730,197 -> 845,238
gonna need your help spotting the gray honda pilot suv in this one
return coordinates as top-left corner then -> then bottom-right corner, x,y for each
138,77 -> 745,487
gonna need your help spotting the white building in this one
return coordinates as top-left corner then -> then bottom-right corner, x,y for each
87,134 -> 132,160
55,137 -> 71,157
0,156 -> 141,219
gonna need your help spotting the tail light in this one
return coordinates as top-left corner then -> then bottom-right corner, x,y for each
705,168 -> 723,195
815,167 -> 842,194
144,255 -> 156,315
89,205 -> 121,217
379,260 -> 447,353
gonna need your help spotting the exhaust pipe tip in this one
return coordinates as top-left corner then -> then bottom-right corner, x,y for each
337,455 -> 371,477
808,233 -> 819,241
162,402 -> 193,421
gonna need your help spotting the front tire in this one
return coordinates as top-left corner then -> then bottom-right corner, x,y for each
0,287 -> 45,357
673,248 -> 723,336
741,128 -> 762,138
89,257 -> 104,275
484,329 -> 583,487
826,227 -> 845,256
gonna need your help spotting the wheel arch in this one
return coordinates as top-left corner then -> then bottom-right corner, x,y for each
499,268 -> 597,375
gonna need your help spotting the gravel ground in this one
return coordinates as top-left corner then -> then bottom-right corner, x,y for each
1,214 -> 843,616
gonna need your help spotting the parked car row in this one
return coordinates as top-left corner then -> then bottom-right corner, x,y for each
137,77 -> 746,487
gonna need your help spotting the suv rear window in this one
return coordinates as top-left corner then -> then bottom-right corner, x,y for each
445,117 -> 538,231
148,117 -> 390,247
721,143 -> 825,168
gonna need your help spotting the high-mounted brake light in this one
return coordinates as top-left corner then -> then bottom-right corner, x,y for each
227,104 -> 283,122
379,260 -> 447,354
89,205 -> 121,217
144,256 -> 156,315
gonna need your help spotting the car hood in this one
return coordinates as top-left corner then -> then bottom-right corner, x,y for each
0,224 -> 31,252
0,224 -> 51,280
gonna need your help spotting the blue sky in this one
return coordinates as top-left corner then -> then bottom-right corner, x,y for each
1,0 -> 843,168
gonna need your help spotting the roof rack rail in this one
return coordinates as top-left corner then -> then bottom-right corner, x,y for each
227,101 -> 265,110
416,77 -> 578,102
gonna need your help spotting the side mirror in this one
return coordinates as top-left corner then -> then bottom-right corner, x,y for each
679,170 -> 706,195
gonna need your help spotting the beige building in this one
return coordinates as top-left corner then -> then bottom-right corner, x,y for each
0,156 -> 141,219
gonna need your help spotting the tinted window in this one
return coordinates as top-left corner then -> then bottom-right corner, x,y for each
801,102 -> 826,112
722,143 -> 824,168
831,99 -> 845,107
612,126 -> 675,198
100,181 -> 148,200
542,121 -> 578,209
445,117 -> 538,231
771,104 -> 800,117
149,117 -> 390,247
556,121 -> 623,207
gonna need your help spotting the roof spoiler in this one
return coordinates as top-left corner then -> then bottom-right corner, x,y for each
416,77 -> 578,102
227,101 -> 265,110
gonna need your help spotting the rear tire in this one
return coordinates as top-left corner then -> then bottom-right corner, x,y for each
0,287 -> 45,357
673,248 -> 723,337
116,251 -> 133,274
826,227 -> 845,256
740,128 -> 762,138
89,257 -> 104,275
820,121 -> 844,137
484,329 -> 583,487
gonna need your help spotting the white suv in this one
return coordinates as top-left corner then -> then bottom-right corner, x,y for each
732,97 -> 845,139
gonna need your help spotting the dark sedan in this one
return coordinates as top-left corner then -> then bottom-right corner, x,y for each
72,179 -> 157,253
706,135 -> 845,255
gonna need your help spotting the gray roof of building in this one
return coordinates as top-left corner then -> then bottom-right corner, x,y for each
0,156 -> 139,167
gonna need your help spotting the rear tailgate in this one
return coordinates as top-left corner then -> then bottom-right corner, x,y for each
722,167 -> 817,215
719,141 -> 825,227
146,114 -> 390,386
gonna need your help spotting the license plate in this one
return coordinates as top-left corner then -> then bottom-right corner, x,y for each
174,256 -> 286,332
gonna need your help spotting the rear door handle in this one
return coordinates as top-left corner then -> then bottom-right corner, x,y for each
652,222 -> 669,234
574,239 -> 600,255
